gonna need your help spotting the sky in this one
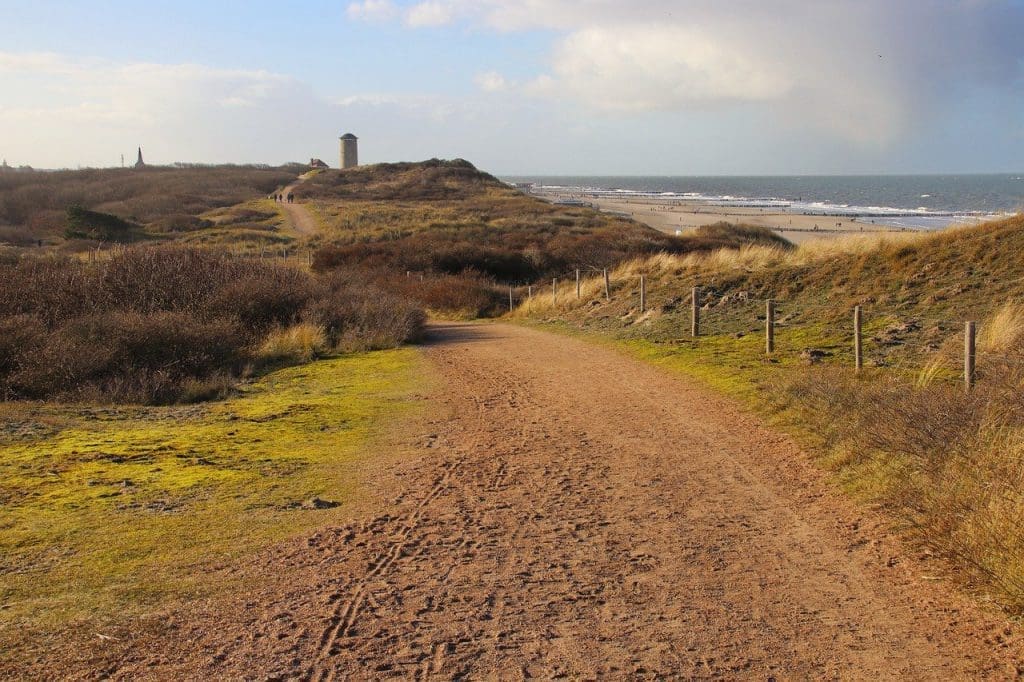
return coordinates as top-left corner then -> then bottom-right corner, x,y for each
2,0 -> 1023,174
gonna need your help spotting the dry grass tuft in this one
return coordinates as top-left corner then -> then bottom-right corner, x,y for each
794,231 -> 922,262
614,231 -> 927,279
259,323 -> 328,362
979,301 -> 1024,353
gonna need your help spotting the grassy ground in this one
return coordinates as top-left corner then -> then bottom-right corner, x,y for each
302,185 -> 609,242
0,348 -> 425,632
178,197 -> 297,252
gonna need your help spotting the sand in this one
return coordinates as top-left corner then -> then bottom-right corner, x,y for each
543,192 -> 918,245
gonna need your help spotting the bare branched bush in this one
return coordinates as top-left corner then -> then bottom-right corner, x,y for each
306,271 -> 426,350
0,246 -> 425,403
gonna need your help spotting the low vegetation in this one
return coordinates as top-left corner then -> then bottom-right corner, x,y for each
517,214 -> 1024,612
63,205 -> 143,243
304,160 -> 792,316
0,164 -> 299,251
0,247 -> 424,403
781,310 -> 1024,605
298,158 -> 500,202
4,160 -> 794,318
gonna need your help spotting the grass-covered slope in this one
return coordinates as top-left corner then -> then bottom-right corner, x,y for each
519,216 -> 1024,362
305,159 -> 687,279
516,214 -> 1024,612
0,165 -> 300,253
301,159 -> 793,316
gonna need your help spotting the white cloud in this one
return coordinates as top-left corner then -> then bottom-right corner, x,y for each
549,24 -> 788,111
0,52 -> 322,166
4,0 -> 1024,174
364,0 -> 1024,146
474,70 -> 510,93
405,1 -> 458,27
0,51 -> 508,168
346,0 -> 398,22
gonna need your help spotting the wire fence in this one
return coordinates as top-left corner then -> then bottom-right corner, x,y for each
508,268 -> 1023,392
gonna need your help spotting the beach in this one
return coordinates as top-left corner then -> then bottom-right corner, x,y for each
536,192 -> 915,244
507,174 -> 1023,245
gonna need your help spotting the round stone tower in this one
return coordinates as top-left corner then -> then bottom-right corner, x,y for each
339,133 -> 358,169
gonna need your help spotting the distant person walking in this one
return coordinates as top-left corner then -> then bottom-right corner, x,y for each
287,192 -> 294,204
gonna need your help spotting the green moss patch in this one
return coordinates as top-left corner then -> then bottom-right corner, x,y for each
0,348 -> 424,628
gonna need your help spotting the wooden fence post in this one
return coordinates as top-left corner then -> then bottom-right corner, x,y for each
691,287 -> 701,337
603,269 -> 610,301
576,269 -> 581,299
639,275 -> 646,313
509,286 -> 514,312
528,285 -> 533,299
965,321 -> 976,392
765,299 -> 775,354
552,278 -> 557,306
854,305 -> 863,371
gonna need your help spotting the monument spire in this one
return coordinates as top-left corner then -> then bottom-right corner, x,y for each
134,147 -> 145,169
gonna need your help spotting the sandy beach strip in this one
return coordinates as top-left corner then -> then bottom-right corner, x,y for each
539,193 -> 918,244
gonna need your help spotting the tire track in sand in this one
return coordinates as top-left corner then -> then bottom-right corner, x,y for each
306,460 -> 461,682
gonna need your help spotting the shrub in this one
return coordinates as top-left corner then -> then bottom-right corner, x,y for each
305,272 -> 426,350
386,271 -> 503,318
0,246 -> 426,404
8,311 -> 243,403
207,272 -> 316,335
0,315 -> 48,399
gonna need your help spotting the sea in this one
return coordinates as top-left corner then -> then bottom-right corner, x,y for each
500,174 -> 1024,230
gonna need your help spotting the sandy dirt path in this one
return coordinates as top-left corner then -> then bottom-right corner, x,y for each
280,176 -> 318,236
22,323 -> 1021,680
